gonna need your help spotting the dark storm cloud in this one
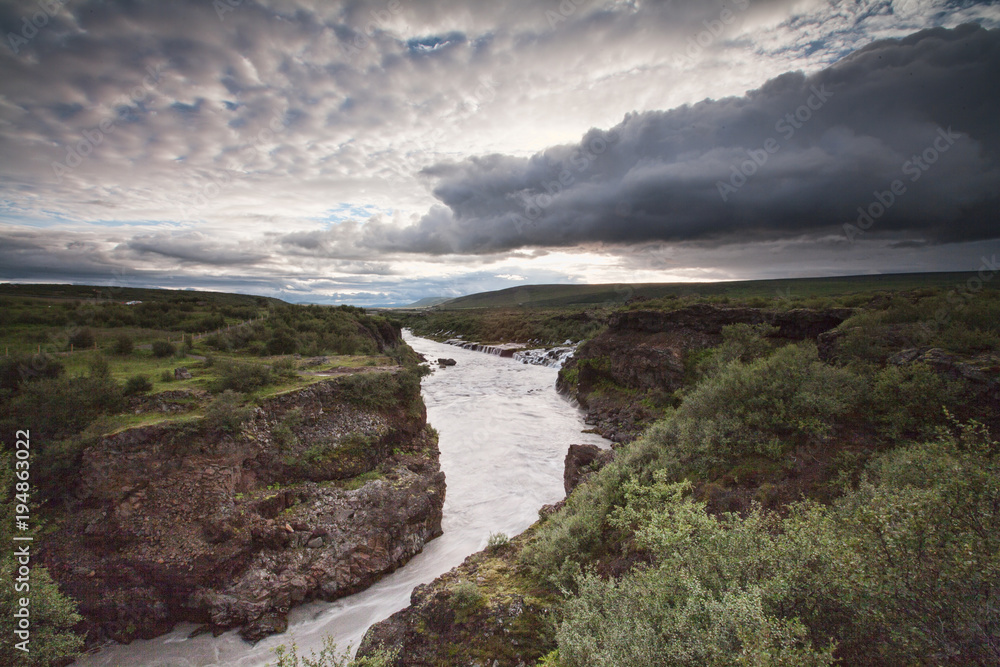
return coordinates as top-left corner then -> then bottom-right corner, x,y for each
387,24 -> 1000,254
118,232 -> 269,265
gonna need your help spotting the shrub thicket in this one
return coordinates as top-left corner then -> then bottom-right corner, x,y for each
151,340 -> 176,358
212,361 -> 273,393
112,333 -> 134,355
124,374 -> 153,395
203,391 -> 252,432
554,423 -> 999,667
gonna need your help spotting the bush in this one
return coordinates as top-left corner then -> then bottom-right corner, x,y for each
160,370 -> 174,383
867,363 -> 964,440
213,361 -> 273,393
0,354 -> 63,392
151,340 -> 176,358
666,343 -> 860,462
271,635 -> 396,667
450,580 -> 486,623
553,423 -> 1000,667
4,374 -> 123,440
266,330 -> 298,355
699,323 -> 778,377
337,371 -> 403,409
487,532 -> 510,550
271,357 -> 297,378
203,390 -> 251,432
112,333 -> 134,355
124,374 -> 153,395
69,327 -> 95,350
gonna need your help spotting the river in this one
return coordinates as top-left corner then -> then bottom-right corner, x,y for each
73,333 -> 607,666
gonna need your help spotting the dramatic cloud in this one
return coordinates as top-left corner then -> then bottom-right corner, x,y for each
397,24 -> 1000,254
1,0 -> 998,304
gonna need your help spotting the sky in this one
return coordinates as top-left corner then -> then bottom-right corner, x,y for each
1,0 -> 998,306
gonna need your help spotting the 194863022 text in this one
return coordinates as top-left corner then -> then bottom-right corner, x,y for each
11,429 -> 33,654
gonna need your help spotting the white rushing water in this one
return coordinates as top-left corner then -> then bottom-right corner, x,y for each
73,332 -> 607,666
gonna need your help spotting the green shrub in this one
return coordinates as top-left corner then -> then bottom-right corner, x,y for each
487,532 -> 510,550
160,370 -> 174,383
203,390 -> 252,432
553,423 -> 999,667
868,363 -> 964,440
699,323 -> 778,377
206,333 -> 231,351
151,340 -> 176,358
213,361 -> 273,393
450,580 -> 486,623
271,357 -> 297,378
337,370 -> 420,410
271,635 -> 396,667
0,354 -> 63,392
124,374 -> 153,395
266,330 -> 298,355
112,333 -> 134,355
666,343 -> 860,462
2,374 -> 122,442
69,327 -> 95,350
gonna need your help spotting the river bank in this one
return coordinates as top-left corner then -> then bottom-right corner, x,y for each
71,332 -> 607,666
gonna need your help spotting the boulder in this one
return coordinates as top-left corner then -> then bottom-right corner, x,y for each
564,444 -> 614,495
437,358 -> 457,366
174,367 -> 193,380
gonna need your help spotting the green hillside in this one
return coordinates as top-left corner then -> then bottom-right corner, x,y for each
435,272 -> 985,310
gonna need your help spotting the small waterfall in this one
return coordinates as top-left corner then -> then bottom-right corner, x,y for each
443,339 -> 577,368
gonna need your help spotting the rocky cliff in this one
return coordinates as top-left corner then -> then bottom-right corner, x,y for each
40,370 -> 445,647
557,305 -> 852,442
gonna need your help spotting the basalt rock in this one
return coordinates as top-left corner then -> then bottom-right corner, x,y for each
564,444 -> 614,496
40,372 -> 445,648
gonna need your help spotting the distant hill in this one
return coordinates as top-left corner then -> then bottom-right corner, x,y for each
436,272 -> 986,309
0,283 -> 284,307
405,296 -> 454,308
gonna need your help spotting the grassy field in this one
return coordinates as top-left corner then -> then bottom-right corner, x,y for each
1,285 -> 410,450
426,271 -> 989,310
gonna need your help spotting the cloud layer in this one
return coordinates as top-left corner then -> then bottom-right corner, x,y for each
395,24 -> 999,254
1,1 -> 999,304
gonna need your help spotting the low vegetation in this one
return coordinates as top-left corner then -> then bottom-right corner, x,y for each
513,285 -> 1000,666
271,636 -> 396,667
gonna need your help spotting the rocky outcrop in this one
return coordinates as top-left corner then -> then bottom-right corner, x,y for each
357,529 -> 554,667
357,443 -> 616,666
558,305 -> 852,442
564,444 -> 614,496
889,347 -> 1000,405
40,372 -> 445,647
